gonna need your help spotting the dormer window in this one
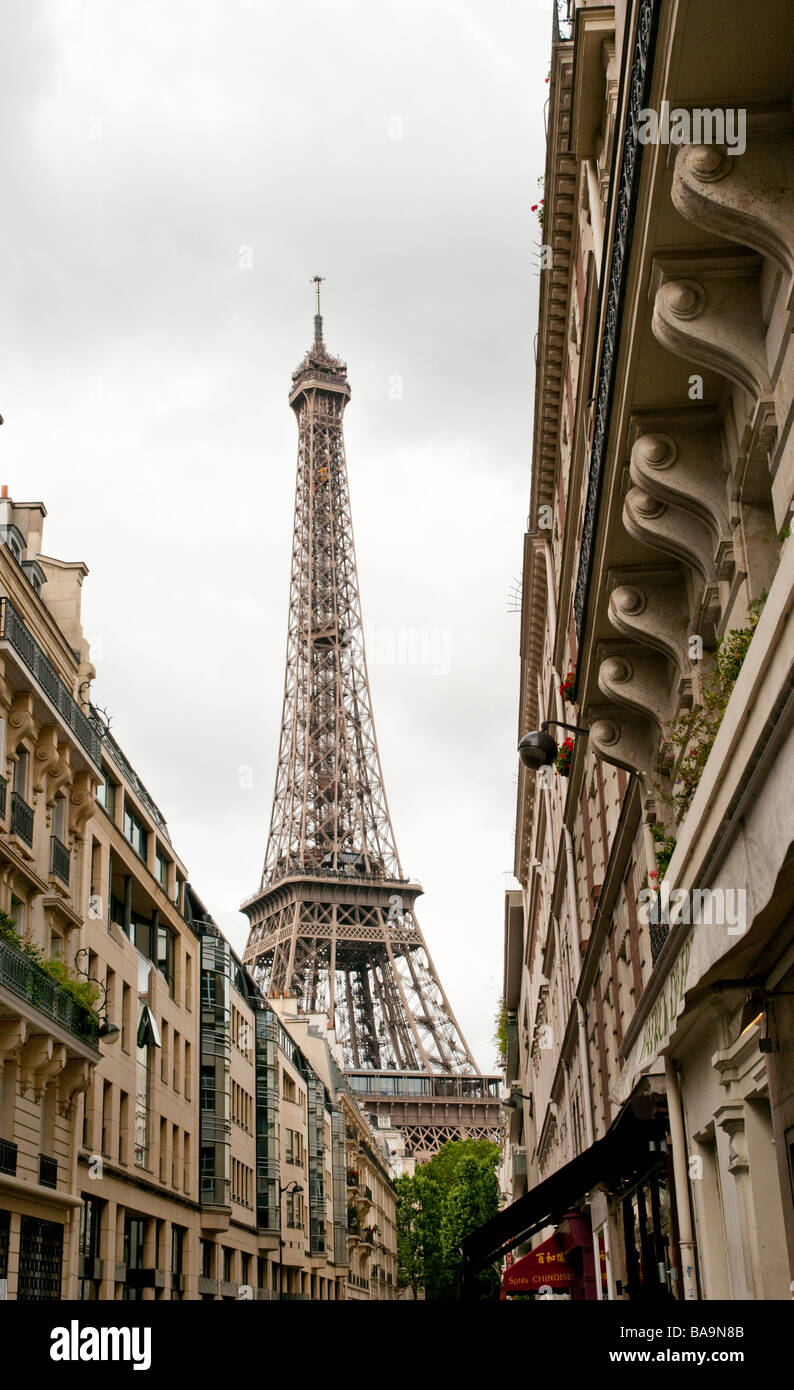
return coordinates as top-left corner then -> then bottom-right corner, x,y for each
21,559 -> 46,597
0,525 -> 25,564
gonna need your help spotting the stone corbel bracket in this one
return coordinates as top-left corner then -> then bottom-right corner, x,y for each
8,693 -> 37,754
607,569 -> 692,676
19,1034 -> 67,1099
587,705 -> 658,781
672,134 -> 794,287
33,725 -> 60,795
623,486 -> 720,584
47,748 -> 73,807
597,646 -> 679,730
629,429 -> 733,578
69,771 -> 97,836
0,1017 -> 28,1062
652,260 -> 772,402
58,1057 -> 91,1116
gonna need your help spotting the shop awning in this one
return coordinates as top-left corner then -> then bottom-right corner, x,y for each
500,1234 -> 576,1297
462,1094 -> 668,1273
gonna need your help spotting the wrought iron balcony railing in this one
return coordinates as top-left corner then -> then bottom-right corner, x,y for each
0,598 -> 102,768
0,775 -> 6,821
0,935 -> 99,1047
39,1153 -> 58,1188
0,1137 -> 17,1176
10,791 -> 34,848
554,0 -> 574,41
50,834 -> 70,885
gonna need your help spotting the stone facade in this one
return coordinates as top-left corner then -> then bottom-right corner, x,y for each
0,489 -> 397,1300
499,0 -> 794,1301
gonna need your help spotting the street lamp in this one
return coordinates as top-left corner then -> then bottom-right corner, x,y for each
277,1178 -> 304,1299
74,948 -> 120,1042
518,720 -> 590,772
501,1084 -> 533,1114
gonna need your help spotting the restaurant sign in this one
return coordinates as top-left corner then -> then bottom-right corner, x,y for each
501,1235 -> 576,1297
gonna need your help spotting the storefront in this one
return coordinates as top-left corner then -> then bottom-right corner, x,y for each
463,1083 -> 676,1302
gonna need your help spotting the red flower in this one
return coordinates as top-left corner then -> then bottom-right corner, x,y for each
531,204 -> 538,211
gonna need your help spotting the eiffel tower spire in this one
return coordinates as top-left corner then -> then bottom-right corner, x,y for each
242,287 -> 499,1156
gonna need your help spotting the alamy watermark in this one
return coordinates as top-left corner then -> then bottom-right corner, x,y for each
637,102 -> 746,156
638,882 -> 747,936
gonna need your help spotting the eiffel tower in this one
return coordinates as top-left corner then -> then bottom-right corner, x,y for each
242,281 -> 500,1157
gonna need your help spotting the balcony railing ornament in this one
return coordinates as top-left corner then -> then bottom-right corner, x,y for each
572,0 -> 661,658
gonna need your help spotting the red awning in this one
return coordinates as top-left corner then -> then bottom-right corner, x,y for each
501,1233 -> 576,1297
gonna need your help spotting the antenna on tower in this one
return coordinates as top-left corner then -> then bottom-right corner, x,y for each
311,274 -> 325,346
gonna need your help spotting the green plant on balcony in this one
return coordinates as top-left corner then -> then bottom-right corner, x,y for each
649,824 -> 677,880
531,176 -> 545,229
662,595 -> 766,821
0,911 -> 101,1013
493,997 -> 508,1062
559,668 -> 576,703
554,737 -> 574,778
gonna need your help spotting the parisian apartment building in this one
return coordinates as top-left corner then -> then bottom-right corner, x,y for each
465,0 -> 794,1299
0,488 -> 397,1300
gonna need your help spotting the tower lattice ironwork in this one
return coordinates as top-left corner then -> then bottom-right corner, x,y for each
242,286 -> 499,1156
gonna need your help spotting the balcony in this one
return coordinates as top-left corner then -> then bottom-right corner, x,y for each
0,934 -> 99,1047
39,1153 -> 58,1189
50,835 -> 70,886
0,775 -> 6,820
0,598 -> 102,768
0,1137 -> 17,1176
10,792 -> 33,848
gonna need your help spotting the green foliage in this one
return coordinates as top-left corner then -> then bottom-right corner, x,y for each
395,1139 -> 500,1300
0,910 -> 100,1013
662,596 -> 765,820
554,736 -> 574,777
424,1138 -> 500,1195
440,1153 -> 500,1299
494,997 -> 508,1062
649,824 -> 676,880
395,1170 -> 445,1300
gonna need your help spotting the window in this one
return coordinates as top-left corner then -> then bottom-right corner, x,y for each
123,1216 -> 146,1300
155,849 -> 169,890
223,1246 -> 233,1283
118,1091 -> 129,1163
96,774 -> 117,818
52,795 -> 67,843
171,1225 -> 185,1276
201,1239 -> 214,1279
78,1196 -> 102,1300
121,984 -> 131,1051
123,803 -> 147,859
156,925 -> 174,992
9,894 -> 25,934
12,747 -> 29,798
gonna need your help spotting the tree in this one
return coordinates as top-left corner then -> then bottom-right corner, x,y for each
395,1139 -> 501,1300
440,1152 -> 500,1299
424,1138 -> 500,1195
395,1169 -> 445,1299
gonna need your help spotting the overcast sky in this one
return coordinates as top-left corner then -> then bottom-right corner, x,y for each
0,0 -> 548,1070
